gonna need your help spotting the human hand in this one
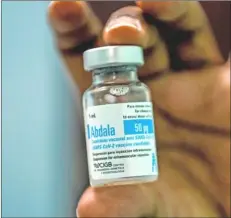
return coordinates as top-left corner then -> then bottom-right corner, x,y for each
48,1 -> 230,217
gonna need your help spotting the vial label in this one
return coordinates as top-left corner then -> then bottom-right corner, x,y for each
84,102 -> 158,180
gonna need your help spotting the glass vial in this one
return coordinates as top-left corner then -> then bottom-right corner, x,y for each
82,46 -> 158,187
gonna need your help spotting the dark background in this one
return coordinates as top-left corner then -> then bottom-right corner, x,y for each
90,1 -> 230,59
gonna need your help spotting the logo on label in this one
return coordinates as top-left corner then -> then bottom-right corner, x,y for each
87,124 -> 116,139
94,162 -> 112,169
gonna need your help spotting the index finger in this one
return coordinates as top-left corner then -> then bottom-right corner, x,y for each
136,1 -> 206,30
48,1 -> 103,93
136,1 -> 224,69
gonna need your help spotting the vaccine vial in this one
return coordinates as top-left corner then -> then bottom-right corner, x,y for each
82,46 -> 158,187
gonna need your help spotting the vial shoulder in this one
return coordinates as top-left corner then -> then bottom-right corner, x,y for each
83,81 -> 152,106
84,81 -> 150,93
137,81 -> 150,91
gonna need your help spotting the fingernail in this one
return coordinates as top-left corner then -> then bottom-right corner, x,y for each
105,16 -> 142,32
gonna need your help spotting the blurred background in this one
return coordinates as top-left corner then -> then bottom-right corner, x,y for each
2,1 -> 230,218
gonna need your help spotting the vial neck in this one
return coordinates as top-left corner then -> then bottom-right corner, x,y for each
92,65 -> 138,85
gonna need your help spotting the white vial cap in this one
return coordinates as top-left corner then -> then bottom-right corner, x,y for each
83,46 -> 144,71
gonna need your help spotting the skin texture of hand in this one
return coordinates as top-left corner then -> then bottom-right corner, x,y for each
48,1 -> 230,217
